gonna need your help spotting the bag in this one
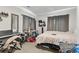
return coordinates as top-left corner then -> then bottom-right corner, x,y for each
73,44 -> 79,53
37,43 -> 60,50
27,36 -> 36,42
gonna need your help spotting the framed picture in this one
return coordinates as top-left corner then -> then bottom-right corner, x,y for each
11,14 -> 19,33
39,20 -> 42,27
42,21 -> 46,26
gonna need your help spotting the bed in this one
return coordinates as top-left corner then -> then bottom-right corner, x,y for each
36,31 -> 77,45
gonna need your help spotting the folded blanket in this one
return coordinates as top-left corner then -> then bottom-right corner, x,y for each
2,36 -> 21,49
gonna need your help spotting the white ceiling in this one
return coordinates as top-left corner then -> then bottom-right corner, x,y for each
25,6 -> 76,15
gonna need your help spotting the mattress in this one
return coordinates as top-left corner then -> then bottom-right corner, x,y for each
36,31 -> 77,45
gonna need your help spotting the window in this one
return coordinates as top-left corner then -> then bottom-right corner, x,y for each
11,14 -> 19,33
23,15 -> 36,32
47,14 -> 69,32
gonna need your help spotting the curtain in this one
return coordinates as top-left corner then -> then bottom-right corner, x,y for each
47,15 -> 69,32
30,19 -> 36,30
47,17 -> 54,31
23,16 -> 29,32
23,15 -> 36,32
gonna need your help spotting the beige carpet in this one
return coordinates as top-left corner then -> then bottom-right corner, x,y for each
14,42 -> 52,53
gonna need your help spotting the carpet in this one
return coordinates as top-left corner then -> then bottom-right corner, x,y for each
14,42 -> 52,53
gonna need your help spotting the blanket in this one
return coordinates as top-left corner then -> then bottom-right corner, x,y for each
36,31 -> 77,45
2,36 -> 21,49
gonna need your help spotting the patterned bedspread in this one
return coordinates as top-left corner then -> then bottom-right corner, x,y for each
36,31 -> 77,45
